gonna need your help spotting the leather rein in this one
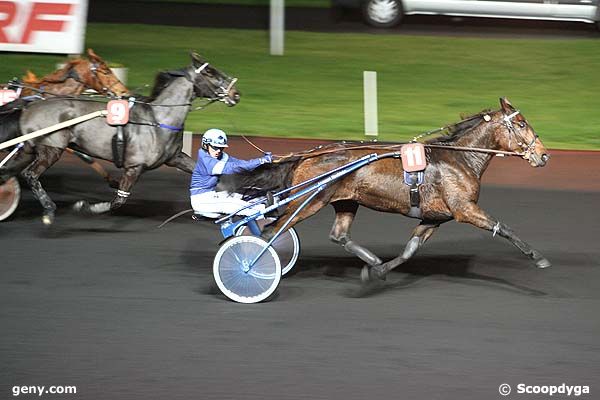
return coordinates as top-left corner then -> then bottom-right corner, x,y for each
241,110 -> 528,163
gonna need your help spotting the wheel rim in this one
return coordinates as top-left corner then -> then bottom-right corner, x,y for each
0,177 -> 20,221
367,0 -> 399,24
213,236 -> 281,303
236,226 -> 300,276
272,228 -> 300,276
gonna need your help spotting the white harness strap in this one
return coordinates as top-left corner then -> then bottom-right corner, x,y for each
503,110 -> 520,126
195,63 -> 209,74
225,78 -> 238,94
211,153 -> 229,175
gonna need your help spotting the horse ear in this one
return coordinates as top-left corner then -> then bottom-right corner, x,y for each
87,48 -> 100,62
190,51 -> 204,67
499,97 -> 515,113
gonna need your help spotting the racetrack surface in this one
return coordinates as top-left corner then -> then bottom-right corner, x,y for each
1,154 -> 599,399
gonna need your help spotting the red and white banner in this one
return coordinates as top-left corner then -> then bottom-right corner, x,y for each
0,0 -> 88,54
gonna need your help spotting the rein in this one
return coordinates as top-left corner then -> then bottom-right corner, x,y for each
259,109 -> 529,162
241,135 -> 268,154
271,143 -> 521,162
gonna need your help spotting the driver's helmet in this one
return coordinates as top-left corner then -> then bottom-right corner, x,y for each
202,128 -> 229,150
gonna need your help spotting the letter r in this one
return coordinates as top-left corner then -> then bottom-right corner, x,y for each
0,1 -> 17,42
21,2 -> 73,44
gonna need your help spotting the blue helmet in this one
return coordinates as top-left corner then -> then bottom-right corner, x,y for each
202,128 -> 229,148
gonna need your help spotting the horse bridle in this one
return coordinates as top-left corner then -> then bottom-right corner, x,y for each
192,62 -> 238,105
89,63 -> 123,96
500,110 -> 538,160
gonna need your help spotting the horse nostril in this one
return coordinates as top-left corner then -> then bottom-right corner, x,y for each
541,154 -> 550,163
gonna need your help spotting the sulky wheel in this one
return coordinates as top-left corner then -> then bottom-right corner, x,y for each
213,235 -> 281,304
0,177 -> 21,221
236,225 -> 300,276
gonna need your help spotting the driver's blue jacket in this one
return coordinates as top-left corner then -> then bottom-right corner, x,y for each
190,149 -> 263,195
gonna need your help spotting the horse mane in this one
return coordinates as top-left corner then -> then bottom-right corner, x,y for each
22,71 -> 38,84
216,158 -> 300,196
426,110 -> 491,144
148,70 -> 186,100
23,59 -> 87,85
44,59 -> 85,83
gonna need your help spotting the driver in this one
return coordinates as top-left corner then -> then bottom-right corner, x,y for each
190,128 -> 272,218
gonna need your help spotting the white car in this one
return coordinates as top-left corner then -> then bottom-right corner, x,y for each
332,0 -> 600,28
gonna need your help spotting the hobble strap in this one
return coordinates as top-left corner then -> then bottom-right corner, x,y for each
117,190 -> 130,198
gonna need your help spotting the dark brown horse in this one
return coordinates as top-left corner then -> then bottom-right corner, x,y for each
219,98 -> 551,283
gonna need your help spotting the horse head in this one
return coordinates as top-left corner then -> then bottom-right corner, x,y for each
82,48 -> 129,97
189,52 -> 240,106
493,97 -> 550,167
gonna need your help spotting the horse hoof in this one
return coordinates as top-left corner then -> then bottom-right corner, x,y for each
360,265 -> 371,283
42,214 -> 54,226
360,265 -> 386,283
73,200 -> 88,213
536,258 -> 552,269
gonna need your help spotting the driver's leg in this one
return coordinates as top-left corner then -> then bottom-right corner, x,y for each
191,191 -> 265,217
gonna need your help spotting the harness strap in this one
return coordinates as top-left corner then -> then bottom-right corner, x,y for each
158,123 -> 183,132
112,125 -> 127,168
404,171 -> 424,219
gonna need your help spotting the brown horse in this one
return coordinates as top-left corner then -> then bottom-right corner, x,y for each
219,98 -> 551,283
18,48 -> 128,98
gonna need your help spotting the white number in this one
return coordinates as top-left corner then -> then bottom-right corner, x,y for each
404,146 -> 423,167
110,102 -> 126,123
401,143 -> 426,172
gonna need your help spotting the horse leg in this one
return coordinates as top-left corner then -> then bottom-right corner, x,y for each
453,202 -> 551,268
329,200 -> 383,267
74,165 -> 143,214
20,145 -> 64,225
67,148 -> 119,189
165,151 -> 195,174
0,145 -> 36,183
363,221 -> 441,282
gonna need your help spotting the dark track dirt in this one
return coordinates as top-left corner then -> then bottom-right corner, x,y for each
1,140 -> 598,399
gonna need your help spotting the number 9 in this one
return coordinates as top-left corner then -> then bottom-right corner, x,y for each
106,100 -> 129,125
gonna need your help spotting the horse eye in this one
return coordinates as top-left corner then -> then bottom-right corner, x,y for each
518,121 -> 526,128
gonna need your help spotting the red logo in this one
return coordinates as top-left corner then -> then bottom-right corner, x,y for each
0,89 -> 18,106
106,100 -> 129,125
0,1 -> 74,44
401,143 -> 427,172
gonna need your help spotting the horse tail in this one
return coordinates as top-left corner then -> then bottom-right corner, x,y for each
216,158 -> 300,196
0,102 -> 23,144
